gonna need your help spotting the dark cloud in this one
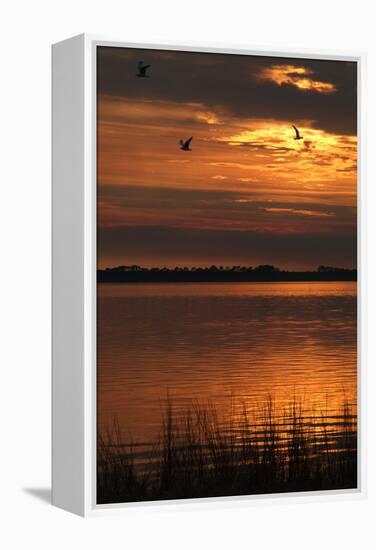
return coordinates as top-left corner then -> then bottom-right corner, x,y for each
97,224 -> 357,270
98,184 -> 356,219
97,47 -> 357,135
98,183 -> 241,206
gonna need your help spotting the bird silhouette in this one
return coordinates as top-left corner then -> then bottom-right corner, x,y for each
180,137 -> 193,151
136,61 -> 150,78
292,125 -> 303,140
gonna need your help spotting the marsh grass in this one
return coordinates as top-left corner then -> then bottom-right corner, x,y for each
97,396 -> 357,504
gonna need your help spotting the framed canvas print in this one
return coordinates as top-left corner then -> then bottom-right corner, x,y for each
52,35 -> 365,516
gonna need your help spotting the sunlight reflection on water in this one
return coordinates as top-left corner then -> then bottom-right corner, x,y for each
97,281 -> 357,444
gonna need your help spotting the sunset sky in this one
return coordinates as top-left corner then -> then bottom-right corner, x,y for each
97,47 -> 357,269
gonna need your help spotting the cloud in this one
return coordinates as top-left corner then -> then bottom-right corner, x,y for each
98,95 -> 223,128
97,184 -> 355,235
97,47 -> 357,135
98,224 -> 357,270
216,122 -> 357,181
258,65 -> 336,94
195,110 -> 221,125
262,207 -> 334,218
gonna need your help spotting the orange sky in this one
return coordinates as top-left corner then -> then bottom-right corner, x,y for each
97,48 -> 357,269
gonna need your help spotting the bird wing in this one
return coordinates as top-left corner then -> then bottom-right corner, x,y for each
185,136 -> 193,146
292,125 -> 299,137
139,64 -> 150,75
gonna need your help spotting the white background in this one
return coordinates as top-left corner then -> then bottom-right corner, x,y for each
1,0 -> 375,548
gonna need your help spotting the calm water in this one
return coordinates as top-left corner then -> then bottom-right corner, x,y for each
97,281 -> 357,444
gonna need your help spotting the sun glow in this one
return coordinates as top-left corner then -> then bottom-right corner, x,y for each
219,122 -> 357,182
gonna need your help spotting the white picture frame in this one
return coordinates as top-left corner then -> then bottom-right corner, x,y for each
52,34 -> 366,517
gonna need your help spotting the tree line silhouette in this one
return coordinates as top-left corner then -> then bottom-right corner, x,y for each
97,264 -> 357,283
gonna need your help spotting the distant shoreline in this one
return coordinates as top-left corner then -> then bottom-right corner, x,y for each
97,267 -> 357,284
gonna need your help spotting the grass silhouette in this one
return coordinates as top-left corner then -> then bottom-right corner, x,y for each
97,395 -> 357,504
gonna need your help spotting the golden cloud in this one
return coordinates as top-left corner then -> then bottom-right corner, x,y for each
263,207 -> 334,218
98,95 -> 222,127
195,111 -> 221,125
97,93 -> 357,211
258,65 -> 336,94
218,121 -> 357,182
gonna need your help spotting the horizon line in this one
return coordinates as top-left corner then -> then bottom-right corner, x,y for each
98,264 -> 357,272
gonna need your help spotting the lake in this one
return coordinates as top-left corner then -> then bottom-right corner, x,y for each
97,281 -> 357,447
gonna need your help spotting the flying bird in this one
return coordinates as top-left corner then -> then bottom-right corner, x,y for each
136,61 -> 150,78
292,125 -> 303,140
180,137 -> 193,151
